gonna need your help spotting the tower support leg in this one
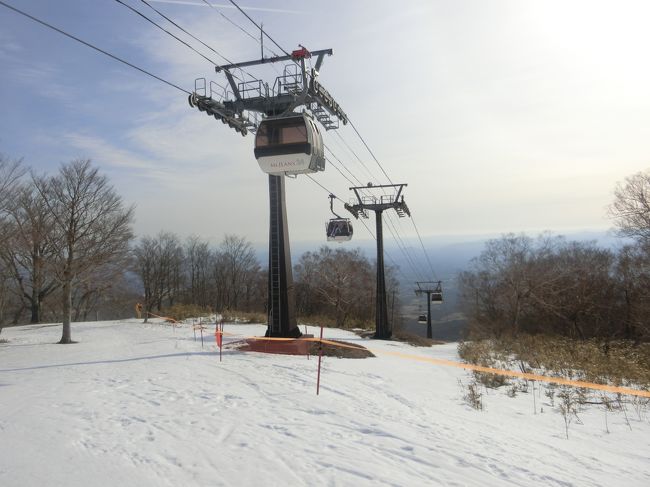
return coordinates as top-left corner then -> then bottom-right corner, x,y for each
266,175 -> 301,338
374,209 -> 391,339
426,292 -> 432,339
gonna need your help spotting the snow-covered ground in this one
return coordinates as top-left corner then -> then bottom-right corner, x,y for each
1,320 -> 649,487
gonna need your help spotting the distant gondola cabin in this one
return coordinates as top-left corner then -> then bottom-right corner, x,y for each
326,219 -> 353,242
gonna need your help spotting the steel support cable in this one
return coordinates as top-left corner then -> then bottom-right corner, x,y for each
137,0 -> 256,84
333,130 -> 398,225
200,1 -> 267,50
384,213 -> 427,282
410,212 -> 438,281
325,144 -> 365,187
324,156 -> 357,188
226,0 -> 291,57
199,0 -> 282,74
385,209 -> 427,274
348,118 -> 394,185
0,0 -> 190,94
199,0 -> 283,80
384,215 -> 427,282
305,174 -> 336,198
324,143 -> 374,203
323,137 -> 368,190
333,131 -> 378,183
114,0 -> 245,86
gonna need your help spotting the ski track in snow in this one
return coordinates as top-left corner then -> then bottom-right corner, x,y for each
1,320 -> 649,486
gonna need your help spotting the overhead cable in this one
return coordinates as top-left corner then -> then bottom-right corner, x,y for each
114,0 -> 233,82
0,0 -> 190,94
226,0 -> 291,57
200,0 -> 262,46
411,213 -> 438,281
137,0 -> 249,80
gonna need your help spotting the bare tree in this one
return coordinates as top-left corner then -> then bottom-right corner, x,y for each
459,234 -> 537,337
609,169 -> 650,242
133,231 -> 184,321
133,235 -> 158,322
0,183 -> 59,323
184,236 -> 212,307
0,154 -> 27,325
157,232 -> 184,309
214,235 -> 259,311
35,159 -> 134,343
0,153 -> 25,213
460,234 -> 622,340
616,242 -> 650,341
294,246 -> 375,327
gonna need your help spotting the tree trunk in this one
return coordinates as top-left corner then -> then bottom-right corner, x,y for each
60,276 -> 73,344
30,298 -> 40,324
30,251 -> 42,323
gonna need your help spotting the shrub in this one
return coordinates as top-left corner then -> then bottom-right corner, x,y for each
220,310 -> 266,324
459,379 -> 484,410
161,304 -> 213,322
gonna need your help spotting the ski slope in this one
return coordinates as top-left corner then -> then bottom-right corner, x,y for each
1,320 -> 649,486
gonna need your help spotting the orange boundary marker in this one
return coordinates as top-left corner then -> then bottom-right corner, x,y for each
170,322 -> 650,399
375,349 -> 650,399
147,311 -> 181,324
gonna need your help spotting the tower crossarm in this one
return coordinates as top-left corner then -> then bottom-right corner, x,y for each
308,78 -> 347,125
188,92 -> 251,135
197,47 -> 347,130
415,281 -> 443,293
215,49 -> 333,73
349,183 -> 410,217
345,203 -> 368,219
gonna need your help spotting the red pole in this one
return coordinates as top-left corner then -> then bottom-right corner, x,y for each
219,322 -> 223,362
316,324 -> 324,395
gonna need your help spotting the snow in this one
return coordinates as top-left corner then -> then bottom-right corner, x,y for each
1,320 -> 649,487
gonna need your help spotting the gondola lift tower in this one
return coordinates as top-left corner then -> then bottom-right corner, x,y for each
345,183 -> 411,339
188,46 -> 348,338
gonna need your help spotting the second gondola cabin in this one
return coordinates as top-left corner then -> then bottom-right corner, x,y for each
254,113 -> 324,176
326,218 -> 353,242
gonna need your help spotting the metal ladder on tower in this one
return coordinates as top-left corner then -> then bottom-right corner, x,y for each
268,176 -> 282,334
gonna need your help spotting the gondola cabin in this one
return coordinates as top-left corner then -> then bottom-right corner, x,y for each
431,291 -> 443,304
418,315 -> 427,324
254,113 -> 324,176
326,218 -> 353,242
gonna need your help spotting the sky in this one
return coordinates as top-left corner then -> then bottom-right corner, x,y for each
1,0 -> 650,254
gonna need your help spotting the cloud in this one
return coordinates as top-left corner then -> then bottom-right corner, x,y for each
63,133 -> 159,172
